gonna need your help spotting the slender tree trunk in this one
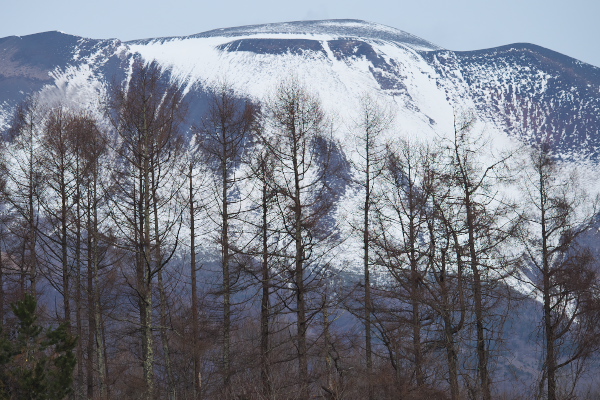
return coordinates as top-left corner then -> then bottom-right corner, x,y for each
140,132 -> 155,399
443,243 -> 462,400
189,165 -> 201,399
409,218 -> 424,388
260,179 -> 271,399
323,304 -> 337,398
142,268 -> 154,400
86,206 -> 96,399
92,172 -> 107,399
221,150 -> 232,394
61,171 -> 71,327
464,189 -> 490,400
101,314 -> 110,399
75,192 -> 84,398
363,156 -> 373,400
153,166 -> 175,399
411,275 -> 424,388
444,311 -> 460,399
539,168 -> 556,400
158,269 -> 175,398
293,138 -> 309,400
28,157 -> 37,294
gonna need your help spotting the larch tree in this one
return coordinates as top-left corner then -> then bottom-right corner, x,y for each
107,60 -> 187,400
349,94 -> 392,399
38,107 -> 78,328
196,83 -> 256,395
243,143 -> 279,399
443,114 -> 518,400
520,142 -> 600,400
425,161 -> 468,400
370,140 -> 437,394
70,112 -> 111,399
260,79 -> 339,399
1,96 -> 45,296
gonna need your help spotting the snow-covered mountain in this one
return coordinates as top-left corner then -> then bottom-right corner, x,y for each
1,19 -> 599,159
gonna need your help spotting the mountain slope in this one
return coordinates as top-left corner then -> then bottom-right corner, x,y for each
1,19 -> 598,160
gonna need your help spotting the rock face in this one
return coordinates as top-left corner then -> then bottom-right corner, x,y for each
0,19 -> 598,158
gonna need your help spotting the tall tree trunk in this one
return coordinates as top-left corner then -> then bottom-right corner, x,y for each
28,156 -> 37,294
409,215 -> 424,388
260,178 -> 271,399
142,274 -> 154,400
141,137 -> 155,399
158,269 -> 175,399
293,137 -> 309,400
464,188 -> 490,400
61,171 -> 71,327
539,166 -> 556,400
363,152 -> 373,400
75,192 -> 84,398
222,148 -> 232,394
153,166 -> 175,399
189,165 -> 201,399
86,208 -> 95,399
92,171 -> 107,399
444,236 -> 464,400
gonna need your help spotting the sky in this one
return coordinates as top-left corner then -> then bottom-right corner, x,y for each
3,0 -> 600,67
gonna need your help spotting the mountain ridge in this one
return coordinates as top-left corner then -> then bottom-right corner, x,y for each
0,20 -> 599,158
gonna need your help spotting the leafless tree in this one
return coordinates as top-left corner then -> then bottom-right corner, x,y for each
107,60 -> 187,400
38,107 -> 78,328
1,96 -> 45,296
71,112 -> 112,399
442,114 -> 518,400
348,94 -> 393,399
196,82 -> 256,395
259,78 -> 340,399
519,142 -> 600,400
241,142 -> 280,399
426,169 -> 468,400
368,140 -> 438,395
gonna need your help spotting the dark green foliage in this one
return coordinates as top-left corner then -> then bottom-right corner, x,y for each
0,294 -> 77,400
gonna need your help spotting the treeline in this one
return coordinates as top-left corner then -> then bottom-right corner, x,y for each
0,60 -> 599,400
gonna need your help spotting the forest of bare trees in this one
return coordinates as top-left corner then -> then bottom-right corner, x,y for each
0,62 -> 599,400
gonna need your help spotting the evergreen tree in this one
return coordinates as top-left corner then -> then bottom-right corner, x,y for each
0,294 -> 76,400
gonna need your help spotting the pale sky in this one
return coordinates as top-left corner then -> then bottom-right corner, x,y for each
3,0 -> 600,67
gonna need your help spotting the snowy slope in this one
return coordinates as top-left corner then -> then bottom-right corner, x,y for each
2,21 -> 599,267
1,19 -> 598,159
127,20 -> 462,144
122,20 -> 598,163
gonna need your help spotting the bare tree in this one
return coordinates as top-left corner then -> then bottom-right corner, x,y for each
443,114 -> 518,400
260,78 -> 340,399
1,96 -> 45,296
426,171 -> 468,400
38,107 -> 78,327
369,140 -> 437,394
242,144 -> 279,399
73,112 -> 111,399
348,94 -> 393,399
183,139 -> 204,399
107,60 -> 186,400
520,143 -> 600,400
196,83 -> 256,395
